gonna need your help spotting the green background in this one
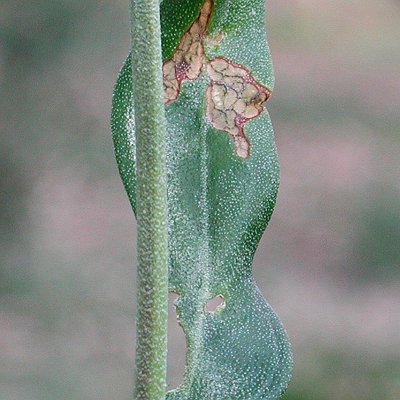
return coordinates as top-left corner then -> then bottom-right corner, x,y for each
1,0 -> 399,399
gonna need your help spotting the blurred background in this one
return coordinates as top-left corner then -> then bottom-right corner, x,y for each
1,0 -> 399,399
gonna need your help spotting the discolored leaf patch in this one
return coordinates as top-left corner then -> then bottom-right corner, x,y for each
206,58 -> 271,158
112,0 -> 293,398
162,0 -> 272,159
163,0 -> 212,103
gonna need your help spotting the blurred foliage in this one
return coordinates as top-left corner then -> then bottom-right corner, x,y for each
352,188 -> 400,282
0,1 -> 399,399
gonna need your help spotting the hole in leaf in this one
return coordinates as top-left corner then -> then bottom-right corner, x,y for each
167,292 -> 187,390
205,294 -> 225,313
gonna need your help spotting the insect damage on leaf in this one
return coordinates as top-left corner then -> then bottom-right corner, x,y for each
112,0 -> 293,397
206,58 -> 271,158
163,0 -> 213,103
204,294 -> 225,313
162,0 -> 272,159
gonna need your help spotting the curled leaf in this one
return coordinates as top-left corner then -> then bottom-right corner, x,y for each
112,0 -> 293,398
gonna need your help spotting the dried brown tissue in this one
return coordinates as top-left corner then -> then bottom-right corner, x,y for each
163,0 -> 272,159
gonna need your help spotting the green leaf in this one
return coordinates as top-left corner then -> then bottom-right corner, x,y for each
112,0 -> 293,399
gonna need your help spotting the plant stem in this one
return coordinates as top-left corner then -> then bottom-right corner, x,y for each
130,1 -> 168,399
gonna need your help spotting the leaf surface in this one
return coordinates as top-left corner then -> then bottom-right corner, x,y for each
112,0 -> 293,398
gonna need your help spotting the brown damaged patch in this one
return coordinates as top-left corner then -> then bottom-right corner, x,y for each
205,32 -> 224,49
163,0 -> 272,159
206,58 -> 272,158
163,0 -> 213,103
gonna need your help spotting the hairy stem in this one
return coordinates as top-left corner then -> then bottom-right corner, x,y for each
130,1 -> 168,399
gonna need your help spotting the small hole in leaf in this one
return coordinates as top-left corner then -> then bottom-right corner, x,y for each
167,292 -> 187,390
205,295 -> 225,313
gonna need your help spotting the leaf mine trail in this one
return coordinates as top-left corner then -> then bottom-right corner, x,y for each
163,0 -> 212,103
112,0 -> 293,397
207,59 -> 271,158
162,0 -> 272,159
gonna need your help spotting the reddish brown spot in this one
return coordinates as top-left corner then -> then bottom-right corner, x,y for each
235,115 -> 247,128
176,61 -> 191,81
